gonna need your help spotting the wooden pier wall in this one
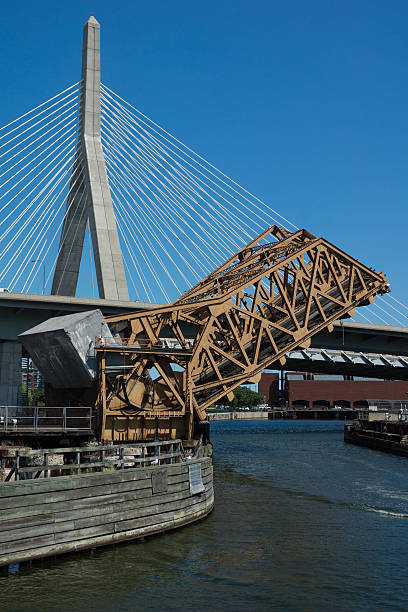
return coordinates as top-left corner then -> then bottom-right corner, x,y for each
0,457 -> 213,567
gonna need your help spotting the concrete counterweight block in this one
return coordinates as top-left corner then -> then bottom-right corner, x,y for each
19,309 -> 113,389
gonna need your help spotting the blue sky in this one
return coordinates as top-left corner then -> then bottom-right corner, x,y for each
0,1 -> 407,304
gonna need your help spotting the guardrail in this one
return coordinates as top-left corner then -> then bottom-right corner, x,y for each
95,336 -> 194,351
0,406 -> 93,433
2,439 -> 183,481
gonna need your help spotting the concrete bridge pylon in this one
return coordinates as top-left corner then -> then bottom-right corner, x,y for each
51,16 -> 129,301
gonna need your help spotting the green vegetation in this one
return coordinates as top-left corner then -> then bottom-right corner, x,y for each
227,386 -> 264,410
21,385 -> 45,406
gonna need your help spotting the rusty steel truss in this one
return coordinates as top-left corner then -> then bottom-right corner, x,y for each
98,225 -> 389,440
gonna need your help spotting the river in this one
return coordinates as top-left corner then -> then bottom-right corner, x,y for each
2,420 -> 408,611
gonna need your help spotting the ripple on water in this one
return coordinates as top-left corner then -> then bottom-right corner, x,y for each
2,420 -> 408,612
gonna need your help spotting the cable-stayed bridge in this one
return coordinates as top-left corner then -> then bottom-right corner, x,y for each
0,16 -> 407,406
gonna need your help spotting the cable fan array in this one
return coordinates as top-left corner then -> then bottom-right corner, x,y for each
0,78 -> 406,327
100,84 -> 297,303
0,83 -> 81,294
99,84 -> 408,325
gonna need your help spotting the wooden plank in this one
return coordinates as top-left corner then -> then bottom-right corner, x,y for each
115,498 -> 210,534
54,522 -> 115,545
0,487 -> 213,552
0,474 -> 212,531
0,494 -> 214,568
69,491 -> 207,533
0,491 -> 214,565
0,487 -> 210,547
0,520 -> 73,546
53,487 -> 201,526
0,478 -> 180,517
0,458 -> 212,563
0,513 -> 53,533
0,477 -> 147,511
0,533 -> 56,555
0,460 -> 211,509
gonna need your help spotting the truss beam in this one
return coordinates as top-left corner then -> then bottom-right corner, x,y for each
98,225 -> 389,435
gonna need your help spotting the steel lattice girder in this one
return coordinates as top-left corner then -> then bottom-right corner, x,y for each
103,226 -> 389,421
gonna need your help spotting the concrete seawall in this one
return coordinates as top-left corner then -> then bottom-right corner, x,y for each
208,409 -> 358,421
208,411 -> 269,421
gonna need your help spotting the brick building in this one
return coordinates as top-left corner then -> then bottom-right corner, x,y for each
259,371 -> 408,409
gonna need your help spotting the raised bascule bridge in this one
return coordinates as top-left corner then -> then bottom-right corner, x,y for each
0,16 -> 405,442
0,15 -> 406,571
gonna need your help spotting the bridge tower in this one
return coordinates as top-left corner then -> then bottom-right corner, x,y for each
51,16 -> 129,300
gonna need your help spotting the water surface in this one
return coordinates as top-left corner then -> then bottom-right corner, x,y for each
2,420 -> 408,611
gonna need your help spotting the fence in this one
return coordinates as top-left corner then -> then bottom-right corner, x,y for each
0,406 -> 93,433
2,439 -> 183,481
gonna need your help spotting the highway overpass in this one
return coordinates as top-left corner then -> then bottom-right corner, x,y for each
0,291 -> 406,405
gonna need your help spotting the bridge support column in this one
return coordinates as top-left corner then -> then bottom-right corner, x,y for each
52,16 -> 129,301
0,342 -> 21,406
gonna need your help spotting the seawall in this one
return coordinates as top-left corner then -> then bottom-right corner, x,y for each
0,457 -> 213,567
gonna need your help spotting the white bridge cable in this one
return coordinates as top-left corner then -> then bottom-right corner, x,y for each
0,122 -> 77,193
0,90 -> 80,154
113,195 -> 175,301
376,296 -> 408,325
101,98 -> 260,243
24,168 -> 86,293
102,127 -> 237,268
1,152 -> 77,290
101,96 -> 274,245
106,166 -> 198,289
101,116 -> 247,262
0,83 -> 80,143
387,294 -> 408,314
100,109 -> 247,248
101,83 -> 298,232
101,97 -> 280,243
105,161 -> 206,284
104,151 -> 214,280
113,203 -> 162,302
0,147 -> 77,261
109,173 -> 184,298
0,156 -> 75,274
104,148 -> 231,285
0,83 -> 81,293
352,309 -> 376,324
0,129 -> 79,221
100,123 -> 265,284
10,176 -> 72,291
0,105 -> 79,166
115,215 -> 151,301
0,143 -> 77,252
102,132 -> 236,270
369,302 -> 404,326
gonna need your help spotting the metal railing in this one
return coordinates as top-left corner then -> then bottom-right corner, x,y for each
2,439 -> 183,481
95,336 -> 194,351
0,406 -> 93,433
